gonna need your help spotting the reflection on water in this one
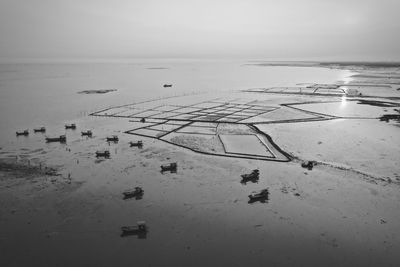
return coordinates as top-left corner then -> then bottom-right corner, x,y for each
340,96 -> 347,108
120,229 -> 147,239
342,71 -> 356,84
248,197 -> 269,204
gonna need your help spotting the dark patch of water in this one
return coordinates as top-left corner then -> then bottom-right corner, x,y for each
357,100 -> 399,108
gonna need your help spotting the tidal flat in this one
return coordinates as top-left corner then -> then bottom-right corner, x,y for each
0,60 -> 399,266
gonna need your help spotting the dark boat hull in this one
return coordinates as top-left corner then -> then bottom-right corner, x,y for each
46,138 -> 66,143
130,142 -> 143,147
96,151 -> 110,157
120,226 -> 147,238
81,131 -> 92,136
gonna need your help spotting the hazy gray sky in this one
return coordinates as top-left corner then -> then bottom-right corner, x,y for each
0,0 -> 399,60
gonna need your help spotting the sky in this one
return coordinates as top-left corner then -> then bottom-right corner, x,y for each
0,0 -> 399,61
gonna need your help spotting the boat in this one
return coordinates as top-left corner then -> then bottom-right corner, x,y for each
163,84 -> 172,88
130,140 -> 143,147
140,118 -> 146,123
161,162 -> 177,172
65,123 -> 76,129
16,130 -> 29,136
33,127 -> 46,133
46,135 -> 66,143
123,187 -> 144,199
106,135 -> 119,142
380,114 -> 400,123
301,161 -> 316,170
81,130 -> 93,137
121,221 -> 147,238
241,169 -> 259,184
95,150 -> 110,157
248,188 -> 269,200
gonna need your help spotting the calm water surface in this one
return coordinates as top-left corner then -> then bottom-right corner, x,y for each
0,59 -> 349,142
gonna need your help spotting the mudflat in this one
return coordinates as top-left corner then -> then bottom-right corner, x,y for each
1,62 -> 399,267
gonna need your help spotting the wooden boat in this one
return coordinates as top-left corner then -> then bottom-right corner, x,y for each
130,140 -> 143,147
163,84 -> 172,88
301,161 -> 316,170
16,130 -> 29,136
248,188 -> 269,200
241,169 -> 259,184
46,135 -> 66,143
161,162 -> 177,172
95,150 -> 110,157
106,135 -> 119,142
121,221 -> 147,238
33,127 -> 46,133
81,130 -> 93,137
380,114 -> 400,122
123,187 -> 144,199
65,123 -> 76,129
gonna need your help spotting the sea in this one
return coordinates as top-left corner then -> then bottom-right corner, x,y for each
0,58 -> 350,143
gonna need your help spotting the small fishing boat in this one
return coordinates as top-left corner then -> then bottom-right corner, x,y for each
241,169 -> 259,184
301,161 -> 316,170
16,130 -> 29,136
81,130 -> 93,137
161,162 -> 177,172
130,140 -> 143,147
123,187 -> 144,199
106,135 -> 119,142
163,84 -> 172,88
248,188 -> 269,200
95,150 -> 110,157
140,118 -> 146,123
65,123 -> 76,129
121,221 -> 147,237
46,135 -> 66,143
33,127 -> 46,133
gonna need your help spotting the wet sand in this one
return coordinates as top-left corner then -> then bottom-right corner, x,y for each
1,62 -> 400,266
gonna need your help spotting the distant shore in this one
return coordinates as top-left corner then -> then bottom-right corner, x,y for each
246,61 -> 400,70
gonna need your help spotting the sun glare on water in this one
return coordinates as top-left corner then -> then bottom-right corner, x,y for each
340,95 -> 347,108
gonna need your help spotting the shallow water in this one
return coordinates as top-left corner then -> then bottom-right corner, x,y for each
0,59 -> 349,143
